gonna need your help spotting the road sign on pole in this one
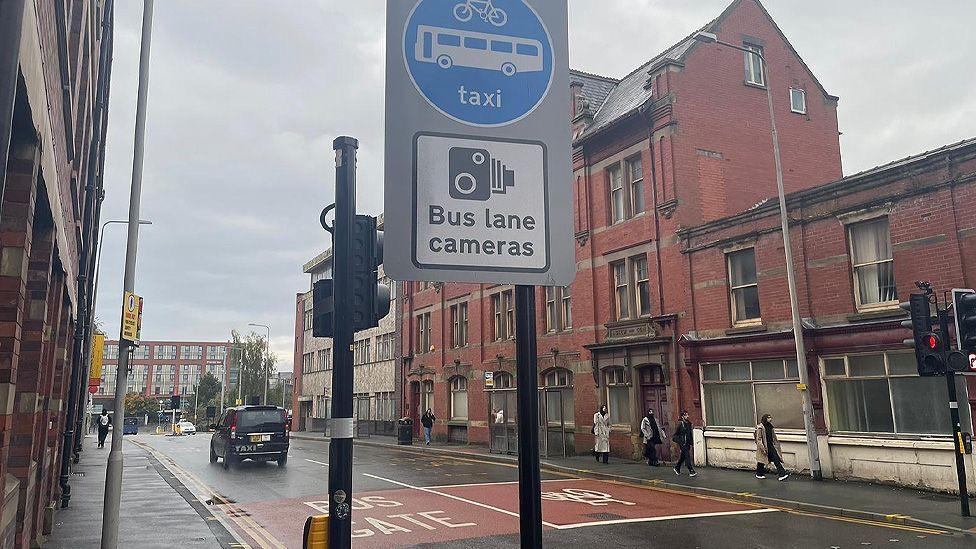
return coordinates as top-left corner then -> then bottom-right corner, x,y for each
384,0 -> 573,286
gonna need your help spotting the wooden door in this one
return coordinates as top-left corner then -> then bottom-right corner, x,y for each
639,366 -> 671,460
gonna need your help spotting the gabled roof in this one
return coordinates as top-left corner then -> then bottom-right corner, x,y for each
575,0 -> 835,144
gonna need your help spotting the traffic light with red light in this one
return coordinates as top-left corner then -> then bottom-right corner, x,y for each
900,294 -> 944,376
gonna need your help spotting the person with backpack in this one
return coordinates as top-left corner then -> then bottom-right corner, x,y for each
96,409 -> 112,448
592,405 -> 611,464
640,409 -> 662,466
755,413 -> 789,481
672,410 -> 697,476
421,409 -> 435,446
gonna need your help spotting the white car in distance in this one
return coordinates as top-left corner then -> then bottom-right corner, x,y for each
177,421 -> 196,435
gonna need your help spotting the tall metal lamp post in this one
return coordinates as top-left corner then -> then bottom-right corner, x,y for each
693,31 -> 822,480
248,323 -> 271,405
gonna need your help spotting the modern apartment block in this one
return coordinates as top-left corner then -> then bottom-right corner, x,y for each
93,340 -> 235,409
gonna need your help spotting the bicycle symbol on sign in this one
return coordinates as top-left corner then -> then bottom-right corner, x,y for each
454,0 -> 508,27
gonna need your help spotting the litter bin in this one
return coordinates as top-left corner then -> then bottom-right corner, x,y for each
397,418 -> 413,446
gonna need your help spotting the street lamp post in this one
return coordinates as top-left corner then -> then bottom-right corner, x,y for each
693,31 -> 822,480
248,323 -> 271,405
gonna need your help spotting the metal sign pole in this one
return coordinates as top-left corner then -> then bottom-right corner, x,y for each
327,136 -> 358,548
514,285 -> 542,547
100,1 -> 152,546
938,298 -> 970,516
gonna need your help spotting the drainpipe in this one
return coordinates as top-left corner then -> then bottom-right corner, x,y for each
75,1 -> 114,460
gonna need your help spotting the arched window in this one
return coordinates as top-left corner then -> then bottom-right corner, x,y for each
492,372 -> 514,390
604,368 -> 631,425
541,368 -> 574,425
450,376 -> 468,420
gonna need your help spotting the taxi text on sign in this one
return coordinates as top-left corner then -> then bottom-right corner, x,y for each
384,0 -> 574,286
121,291 -> 143,342
89,332 -> 105,385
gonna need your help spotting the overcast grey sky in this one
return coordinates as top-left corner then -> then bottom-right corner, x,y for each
97,0 -> 975,371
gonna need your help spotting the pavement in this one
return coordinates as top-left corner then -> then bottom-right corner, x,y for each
46,433 -> 238,549
291,431 -> 976,537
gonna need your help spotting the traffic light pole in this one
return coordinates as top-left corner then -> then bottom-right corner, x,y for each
514,285 -> 543,548
937,301 -> 970,517
327,136 -> 358,548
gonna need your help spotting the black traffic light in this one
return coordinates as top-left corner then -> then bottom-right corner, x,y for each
952,288 -> 976,352
170,395 -> 181,410
900,294 -> 944,376
351,215 -> 391,333
312,278 -> 334,338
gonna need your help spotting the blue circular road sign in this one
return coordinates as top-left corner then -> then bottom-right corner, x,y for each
403,0 -> 554,127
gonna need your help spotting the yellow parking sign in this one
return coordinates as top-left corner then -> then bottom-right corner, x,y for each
90,333 -> 105,381
121,291 -> 143,342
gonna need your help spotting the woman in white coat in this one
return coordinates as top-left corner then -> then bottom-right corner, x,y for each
593,404 -> 611,464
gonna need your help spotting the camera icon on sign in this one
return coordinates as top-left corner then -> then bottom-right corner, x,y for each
449,147 -> 516,201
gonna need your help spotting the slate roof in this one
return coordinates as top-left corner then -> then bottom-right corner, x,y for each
574,0 -> 835,144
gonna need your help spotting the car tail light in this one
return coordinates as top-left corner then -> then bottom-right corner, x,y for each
230,412 -> 237,439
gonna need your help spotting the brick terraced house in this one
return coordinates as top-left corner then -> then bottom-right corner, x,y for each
0,0 -> 114,546
396,0 -> 976,494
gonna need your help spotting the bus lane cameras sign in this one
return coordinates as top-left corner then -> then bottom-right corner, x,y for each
385,0 -> 574,286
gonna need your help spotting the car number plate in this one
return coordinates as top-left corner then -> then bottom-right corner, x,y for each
239,444 -> 257,452
250,434 -> 270,442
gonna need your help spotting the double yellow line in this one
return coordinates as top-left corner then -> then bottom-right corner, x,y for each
131,439 -> 286,549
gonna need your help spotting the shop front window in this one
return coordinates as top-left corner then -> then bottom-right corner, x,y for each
542,368 -> 574,426
700,359 -> 801,429
823,351 -> 966,435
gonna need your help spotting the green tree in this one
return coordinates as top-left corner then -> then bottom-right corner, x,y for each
124,392 -> 157,418
230,330 -> 277,405
196,373 -> 221,406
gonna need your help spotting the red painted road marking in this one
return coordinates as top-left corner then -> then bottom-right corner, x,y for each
235,478 -> 773,547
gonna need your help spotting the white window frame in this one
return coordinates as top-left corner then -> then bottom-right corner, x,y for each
633,256 -> 651,317
627,156 -> 644,216
450,376 -> 468,420
612,261 -> 630,320
608,164 -> 625,223
790,88 -> 806,114
603,368 -> 631,427
847,217 -> 897,311
727,247 -> 761,325
743,43 -> 765,86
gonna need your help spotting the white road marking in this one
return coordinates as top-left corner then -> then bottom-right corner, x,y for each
305,459 -> 329,467
554,508 -> 780,530
362,473 -> 562,528
423,477 -> 579,490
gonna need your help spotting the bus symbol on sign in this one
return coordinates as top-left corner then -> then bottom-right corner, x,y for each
403,0 -> 554,127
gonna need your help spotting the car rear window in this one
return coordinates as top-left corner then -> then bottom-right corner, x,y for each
237,409 -> 285,430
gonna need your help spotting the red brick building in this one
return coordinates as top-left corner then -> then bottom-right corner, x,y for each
94,340 -> 235,407
679,139 -> 976,492
0,1 -> 113,545
397,0 -> 976,493
400,0 -> 843,455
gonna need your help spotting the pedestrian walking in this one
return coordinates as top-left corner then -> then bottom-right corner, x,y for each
96,409 -> 111,448
421,409 -> 435,446
592,404 -> 611,464
640,409 -> 662,466
755,413 -> 789,481
672,410 -> 697,476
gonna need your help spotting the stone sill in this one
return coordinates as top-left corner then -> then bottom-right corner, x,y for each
846,308 -> 905,323
725,323 -> 767,336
